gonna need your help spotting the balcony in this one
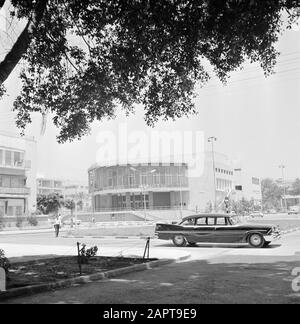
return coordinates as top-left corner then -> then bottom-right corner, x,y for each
0,160 -> 31,170
0,187 -> 31,196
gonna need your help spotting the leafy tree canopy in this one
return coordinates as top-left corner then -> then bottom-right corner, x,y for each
0,0 -> 299,143
261,178 -> 284,211
289,178 -> 300,195
37,193 -> 64,215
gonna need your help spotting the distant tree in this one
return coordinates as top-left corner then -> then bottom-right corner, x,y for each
37,193 -> 64,215
0,1 -> 299,142
289,178 -> 300,196
261,178 -> 284,211
64,199 -> 76,216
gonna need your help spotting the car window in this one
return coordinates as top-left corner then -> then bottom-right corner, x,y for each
216,218 -> 229,226
206,218 -> 216,226
196,218 -> 207,226
181,219 -> 195,226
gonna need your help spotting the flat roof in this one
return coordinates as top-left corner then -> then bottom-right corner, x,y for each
0,131 -> 35,142
89,162 -> 189,171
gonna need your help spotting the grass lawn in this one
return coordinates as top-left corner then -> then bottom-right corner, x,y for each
248,218 -> 300,231
6,256 -> 155,290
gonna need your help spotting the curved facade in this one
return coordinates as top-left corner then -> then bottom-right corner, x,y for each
88,163 -> 189,211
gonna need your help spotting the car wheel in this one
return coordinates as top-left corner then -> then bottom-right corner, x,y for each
172,235 -> 187,247
248,233 -> 265,248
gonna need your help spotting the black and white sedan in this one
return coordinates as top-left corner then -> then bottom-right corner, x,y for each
155,214 -> 281,248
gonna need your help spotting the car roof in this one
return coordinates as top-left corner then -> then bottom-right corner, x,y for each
182,214 -> 232,221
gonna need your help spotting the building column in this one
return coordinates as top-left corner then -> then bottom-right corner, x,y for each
149,192 -> 154,210
126,193 -> 131,210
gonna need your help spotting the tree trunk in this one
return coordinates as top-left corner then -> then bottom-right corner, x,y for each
0,0 -> 48,84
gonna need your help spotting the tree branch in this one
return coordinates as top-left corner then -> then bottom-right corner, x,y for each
0,0 -> 48,84
0,0 -> 6,10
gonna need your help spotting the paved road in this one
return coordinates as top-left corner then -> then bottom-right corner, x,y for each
1,231 -> 300,304
1,229 -> 300,261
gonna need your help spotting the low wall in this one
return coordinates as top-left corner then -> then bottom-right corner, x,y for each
63,212 -> 145,223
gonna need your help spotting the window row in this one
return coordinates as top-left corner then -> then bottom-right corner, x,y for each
215,168 -> 233,176
0,149 -> 25,168
92,173 -> 188,190
0,175 -> 26,188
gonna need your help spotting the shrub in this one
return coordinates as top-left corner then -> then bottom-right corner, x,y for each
0,217 -> 4,231
0,249 -> 10,276
16,216 -> 25,228
79,244 -> 98,264
27,216 -> 38,227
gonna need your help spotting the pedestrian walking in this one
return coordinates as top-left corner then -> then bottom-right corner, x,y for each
54,214 -> 62,237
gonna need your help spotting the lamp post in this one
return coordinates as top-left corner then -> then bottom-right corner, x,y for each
130,167 -> 156,221
208,137 -> 217,213
279,165 -> 287,212
178,165 -> 184,219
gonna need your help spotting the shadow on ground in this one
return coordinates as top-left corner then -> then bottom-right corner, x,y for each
2,254 -> 300,304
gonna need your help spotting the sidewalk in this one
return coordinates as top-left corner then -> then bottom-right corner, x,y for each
0,242 -> 190,263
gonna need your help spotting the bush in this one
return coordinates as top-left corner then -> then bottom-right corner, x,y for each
27,216 -> 38,227
16,216 -> 25,228
79,244 -> 98,264
0,249 -> 10,276
0,217 -> 4,230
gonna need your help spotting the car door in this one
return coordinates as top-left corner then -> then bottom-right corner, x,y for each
190,217 -> 217,243
214,217 -> 245,243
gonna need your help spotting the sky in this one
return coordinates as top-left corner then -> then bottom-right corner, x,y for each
0,14 -> 299,184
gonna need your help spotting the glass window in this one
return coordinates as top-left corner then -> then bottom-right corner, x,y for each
5,150 -> 12,166
207,218 -> 216,225
216,218 -> 229,226
196,218 -> 208,226
181,218 -> 195,226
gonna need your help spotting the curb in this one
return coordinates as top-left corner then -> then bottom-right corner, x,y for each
63,235 -> 156,240
281,227 -> 300,235
0,254 -> 191,301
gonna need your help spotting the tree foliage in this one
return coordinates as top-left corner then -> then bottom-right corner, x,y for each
261,178 -> 284,211
64,199 -> 76,216
289,178 -> 300,196
37,193 -> 64,215
0,0 -> 299,142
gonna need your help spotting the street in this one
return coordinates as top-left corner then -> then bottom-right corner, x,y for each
0,230 -> 300,304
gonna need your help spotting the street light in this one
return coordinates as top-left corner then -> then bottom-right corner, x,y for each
208,137 -> 217,213
130,167 -> 157,221
178,165 -> 184,219
279,165 -> 287,212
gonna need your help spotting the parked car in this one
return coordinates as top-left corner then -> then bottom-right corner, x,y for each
250,212 -> 264,218
155,214 -> 281,248
288,206 -> 300,215
288,210 -> 300,215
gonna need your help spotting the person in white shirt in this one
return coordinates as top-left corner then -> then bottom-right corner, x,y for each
54,214 -> 62,237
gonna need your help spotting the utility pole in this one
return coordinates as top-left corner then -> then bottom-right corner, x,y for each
208,137 -> 217,213
279,165 -> 287,212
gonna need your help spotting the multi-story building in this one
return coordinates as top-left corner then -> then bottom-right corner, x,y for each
0,131 -> 37,217
64,180 -> 91,211
89,163 -> 189,212
37,178 -> 64,196
37,178 -> 92,211
231,168 -> 262,205
188,151 -> 234,212
88,151 -> 235,213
